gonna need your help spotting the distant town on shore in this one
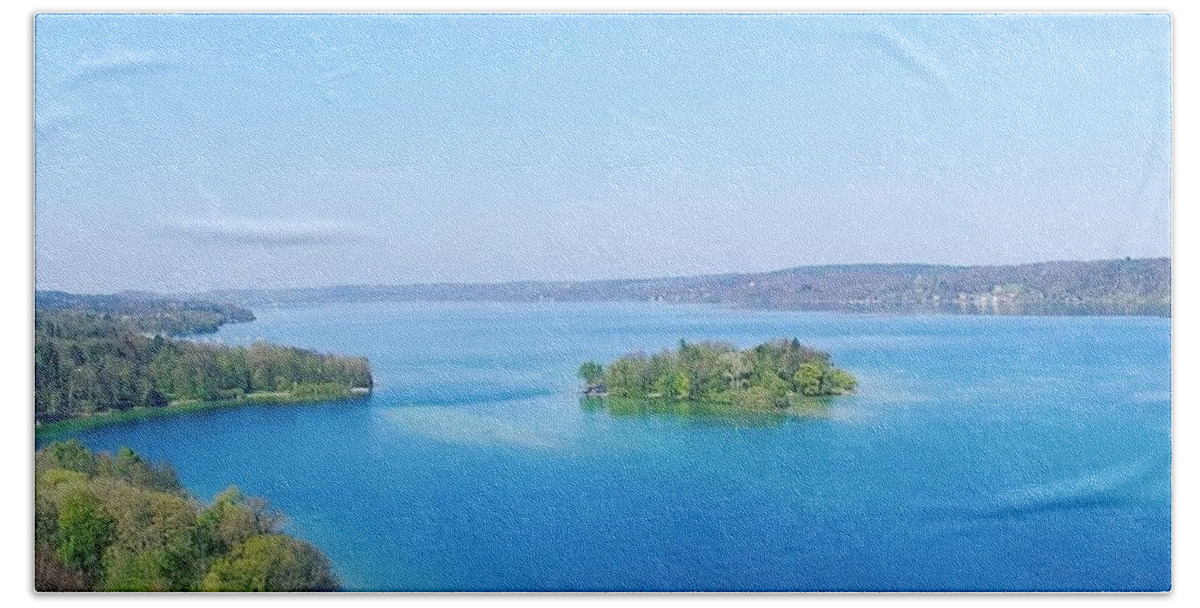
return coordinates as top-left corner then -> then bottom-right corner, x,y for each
191,257 -> 1169,317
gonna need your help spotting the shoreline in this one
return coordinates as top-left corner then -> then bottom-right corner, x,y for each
34,387 -> 371,440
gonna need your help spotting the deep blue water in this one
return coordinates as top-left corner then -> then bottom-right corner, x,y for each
46,302 -> 1171,591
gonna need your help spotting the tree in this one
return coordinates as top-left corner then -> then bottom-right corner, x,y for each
37,442 -> 336,592
793,361 -> 827,396
671,370 -> 691,399
55,488 -> 115,581
42,440 -> 96,475
103,550 -> 172,592
584,338 -> 856,410
826,368 -> 857,393
35,542 -> 90,592
577,361 -> 604,387
194,487 -> 284,554
202,535 -> 339,592
144,388 -> 169,408
35,309 -> 374,424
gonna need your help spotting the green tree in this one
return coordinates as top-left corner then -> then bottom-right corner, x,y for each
194,487 -> 284,554
36,442 -> 336,592
793,361 -> 827,396
202,535 -> 339,592
35,308 -> 373,424
672,370 -> 691,399
577,361 -> 604,387
826,368 -> 857,393
55,488 -> 115,581
42,439 -> 95,475
103,550 -> 172,592
583,338 -> 855,411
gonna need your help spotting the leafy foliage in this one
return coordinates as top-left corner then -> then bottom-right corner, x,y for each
35,291 -> 255,335
35,441 -> 339,592
55,487 -> 116,580
35,310 -> 372,423
584,339 -> 856,411
202,535 -> 339,592
35,290 -> 255,336
577,361 -> 605,386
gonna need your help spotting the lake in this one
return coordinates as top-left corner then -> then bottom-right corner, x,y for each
48,301 -> 1171,591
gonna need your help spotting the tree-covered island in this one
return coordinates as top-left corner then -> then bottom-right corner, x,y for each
579,339 -> 856,412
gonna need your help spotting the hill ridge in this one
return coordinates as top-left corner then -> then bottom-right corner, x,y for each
182,257 -> 1169,317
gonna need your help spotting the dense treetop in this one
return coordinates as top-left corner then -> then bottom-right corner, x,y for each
35,441 -> 339,592
35,306 -> 372,425
35,291 -> 255,336
579,339 -> 856,411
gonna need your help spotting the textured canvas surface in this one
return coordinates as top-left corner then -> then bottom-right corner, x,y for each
33,13 -> 1170,592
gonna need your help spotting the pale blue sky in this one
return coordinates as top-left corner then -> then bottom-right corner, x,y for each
35,13 -> 1171,292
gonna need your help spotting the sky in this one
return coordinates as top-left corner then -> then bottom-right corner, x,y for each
34,13 -> 1172,293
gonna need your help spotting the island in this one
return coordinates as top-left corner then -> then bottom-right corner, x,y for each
579,338 -> 856,413
34,292 -> 373,436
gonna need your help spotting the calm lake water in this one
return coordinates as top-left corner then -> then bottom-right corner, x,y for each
49,301 -> 1171,591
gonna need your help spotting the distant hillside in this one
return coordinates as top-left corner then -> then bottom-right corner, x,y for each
201,258 -> 1170,317
35,291 -> 255,336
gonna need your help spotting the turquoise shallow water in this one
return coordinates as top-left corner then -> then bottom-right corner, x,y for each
46,301 -> 1171,591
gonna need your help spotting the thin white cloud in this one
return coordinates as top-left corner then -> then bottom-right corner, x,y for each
158,216 -> 363,247
74,50 -> 178,82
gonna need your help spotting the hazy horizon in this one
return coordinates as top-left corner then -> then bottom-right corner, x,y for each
29,255 -> 1169,299
35,14 -> 1171,293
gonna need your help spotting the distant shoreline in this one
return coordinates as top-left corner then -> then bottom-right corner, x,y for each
34,387 -> 371,440
194,257 -> 1171,318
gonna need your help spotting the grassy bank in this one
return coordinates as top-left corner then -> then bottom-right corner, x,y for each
34,385 -> 371,440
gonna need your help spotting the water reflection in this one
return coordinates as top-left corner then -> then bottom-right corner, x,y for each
580,396 -> 831,428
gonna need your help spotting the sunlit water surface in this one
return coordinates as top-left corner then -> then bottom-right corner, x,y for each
48,302 -> 1170,591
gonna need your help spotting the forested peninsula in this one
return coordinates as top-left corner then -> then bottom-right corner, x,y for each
34,292 -> 373,433
36,290 -> 256,335
36,441 -> 338,591
579,339 -> 856,413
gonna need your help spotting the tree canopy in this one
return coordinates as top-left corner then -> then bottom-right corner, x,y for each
35,441 -> 339,592
580,338 -> 856,411
35,310 -> 372,424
